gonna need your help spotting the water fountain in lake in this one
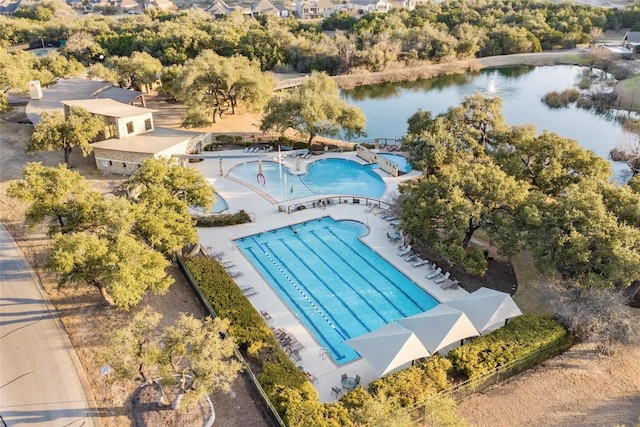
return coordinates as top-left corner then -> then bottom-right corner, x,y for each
487,79 -> 497,94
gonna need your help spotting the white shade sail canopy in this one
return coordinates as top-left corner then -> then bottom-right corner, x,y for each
345,322 -> 431,378
396,305 -> 479,354
445,287 -> 523,333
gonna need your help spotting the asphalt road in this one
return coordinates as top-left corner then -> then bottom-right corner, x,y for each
0,223 -> 98,427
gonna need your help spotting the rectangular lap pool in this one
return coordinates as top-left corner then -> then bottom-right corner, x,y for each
235,216 -> 438,364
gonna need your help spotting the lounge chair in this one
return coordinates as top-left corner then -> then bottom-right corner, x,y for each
440,279 -> 459,290
207,250 -> 225,259
243,289 -> 258,297
389,220 -> 400,227
223,263 -> 236,270
302,153 -> 311,159
239,285 -> 254,292
398,245 -> 412,256
260,310 -> 272,322
405,254 -> 417,262
304,371 -> 318,384
380,212 -> 395,220
425,263 -> 437,272
229,271 -> 244,278
433,272 -> 451,284
426,267 -> 442,279
412,258 -> 429,267
243,147 -> 250,153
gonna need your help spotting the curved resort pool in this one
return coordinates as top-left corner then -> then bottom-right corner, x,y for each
228,158 -> 385,202
189,191 -> 229,215
235,216 -> 439,364
377,153 -> 412,173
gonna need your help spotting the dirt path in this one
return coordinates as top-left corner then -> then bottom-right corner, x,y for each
456,342 -> 640,427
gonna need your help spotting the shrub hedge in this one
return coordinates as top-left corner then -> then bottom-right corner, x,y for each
184,257 -> 308,400
183,255 -> 568,424
194,210 -> 252,227
447,313 -> 568,379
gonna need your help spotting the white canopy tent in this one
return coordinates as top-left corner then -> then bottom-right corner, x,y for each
445,287 -> 523,334
396,305 -> 479,354
345,322 -> 431,378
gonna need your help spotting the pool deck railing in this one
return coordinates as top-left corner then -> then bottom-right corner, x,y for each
279,196 -> 393,214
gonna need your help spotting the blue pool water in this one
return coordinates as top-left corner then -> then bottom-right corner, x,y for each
378,153 -> 412,173
228,158 -> 385,202
190,191 -> 229,214
235,216 -> 439,364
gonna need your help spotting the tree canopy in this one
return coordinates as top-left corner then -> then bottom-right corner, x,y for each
106,309 -> 241,410
260,71 -> 366,145
399,94 -> 640,287
47,232 -> 173,309
6,161 -> 213,307
126,158 -> 214,254
400,161 -> 529,274
27,107 -> 104,166
172,50 -> 273,125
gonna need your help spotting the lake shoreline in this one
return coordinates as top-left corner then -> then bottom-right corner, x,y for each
333,49 -> 640,114
333,50 -> 590,89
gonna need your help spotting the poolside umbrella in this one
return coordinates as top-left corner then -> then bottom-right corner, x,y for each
445,287 -> 523,334
345,322 -> 430,378
396,305 -> 479,354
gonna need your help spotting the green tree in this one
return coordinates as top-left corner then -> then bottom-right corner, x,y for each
6,162 -> 114,234
399,161 -> 529,275
401,113 -> 464,175
107,309 -> 241,410
126,158 -> 214,209
350,393 -> 415,427
126,158 -> 214,254
160,314 -> 241,410
48,232 -> 173,309
172,50 -> 273,124
104,306 -> 163,382
493,130 -> 611,196
103,51 -> 162,91
522,181 -> 640,287
0,48 -> 39,111
27,107 -> 104,166
445,93 -> 508,150
37,52 -> 84,79
260,71 -> 366,145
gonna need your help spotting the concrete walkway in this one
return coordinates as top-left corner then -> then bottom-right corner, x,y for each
0,223 -> 99,427
190,150 -> 468,403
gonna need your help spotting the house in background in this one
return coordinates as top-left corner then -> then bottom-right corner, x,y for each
295,0 -> 333,18
251,0 -> 279,16
0,0 -> 21,15
349,0 -> 389,13
207,0 -> 231,18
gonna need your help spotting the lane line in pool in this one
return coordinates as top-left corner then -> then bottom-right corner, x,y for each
264,240 -> 365,337
322,227 -> 428,314
328,229 -> 433,316
310,228 -> 412,316
292,234 -> 389,326
243,243 -> 347,361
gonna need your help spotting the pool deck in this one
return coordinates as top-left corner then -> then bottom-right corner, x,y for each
190,150 -> 468,403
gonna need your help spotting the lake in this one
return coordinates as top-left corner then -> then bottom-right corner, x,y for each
342,65 -> 633,182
